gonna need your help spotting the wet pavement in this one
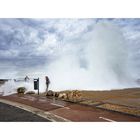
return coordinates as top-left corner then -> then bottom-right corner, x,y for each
0,94 -> 140,122
50,104 -> 140,122
1,94 -> 71,111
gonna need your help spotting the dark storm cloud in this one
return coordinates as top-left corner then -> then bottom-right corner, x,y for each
0,19 -> 47,70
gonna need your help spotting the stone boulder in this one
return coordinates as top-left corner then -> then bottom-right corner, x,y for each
58,93 -> 66,99
46,90 -> 54,96
26,91 -> 35,95
54,92 -> 59,97
17,87 -> 26,94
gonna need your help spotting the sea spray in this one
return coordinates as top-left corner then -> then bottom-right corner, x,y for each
0,77 -> 46,96
47,21 -> 136,90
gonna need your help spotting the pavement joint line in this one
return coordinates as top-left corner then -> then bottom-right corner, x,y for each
45,112 -> 71,122
99,116 -> 116,122
0,98 -> 71,122
51,103 -> 65,107
64,107 -> 70,109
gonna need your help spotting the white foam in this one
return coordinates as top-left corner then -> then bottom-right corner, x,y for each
46,21 -> 137,90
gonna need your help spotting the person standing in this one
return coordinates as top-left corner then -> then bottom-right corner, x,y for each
25,76 -> 30,82
45,76 -> 50,92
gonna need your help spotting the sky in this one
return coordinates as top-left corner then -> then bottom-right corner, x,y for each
0,18 -> 140,90
0,19 -> 96,78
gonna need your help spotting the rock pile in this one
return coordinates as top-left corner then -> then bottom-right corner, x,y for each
46,90 -> 82,100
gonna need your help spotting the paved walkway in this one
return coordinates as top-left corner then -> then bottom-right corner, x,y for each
0,94 -> 140,122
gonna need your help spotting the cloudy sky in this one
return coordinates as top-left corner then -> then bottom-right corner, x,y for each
0,19 -> 95,78
0,19 -> 140,88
